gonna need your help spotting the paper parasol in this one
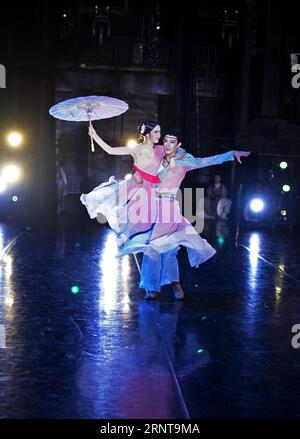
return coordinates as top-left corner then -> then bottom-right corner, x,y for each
49,96 -> 129,152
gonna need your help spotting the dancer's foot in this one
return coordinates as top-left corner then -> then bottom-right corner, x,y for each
144,291 -> 159,300
172,282 -> 185,300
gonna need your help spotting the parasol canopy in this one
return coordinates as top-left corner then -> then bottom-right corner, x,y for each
49,95 -> 129,151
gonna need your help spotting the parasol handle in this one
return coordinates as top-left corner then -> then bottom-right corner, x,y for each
87,113 -> 95,153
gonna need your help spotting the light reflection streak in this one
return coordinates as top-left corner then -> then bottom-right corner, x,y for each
249,233 -> 260,290
98,231 -> 133,316
121,256 -> 131,313
98,232 -> 118,314
0,227 -> 16,349
274,257 -> 285,309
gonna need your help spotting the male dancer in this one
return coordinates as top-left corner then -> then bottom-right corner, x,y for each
123,130 -> 250,300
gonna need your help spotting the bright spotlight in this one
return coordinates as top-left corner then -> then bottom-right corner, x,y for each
12,195 -> 18,203
0,178 -> 7,193
281,210 -> 287,216
282,184 -> 290,193
125,173 -> 132,181
6,131 -> 23,148
249,198 -> 264,213
2,165 -> 21,183
127,139 -> 137,148
5,296 -> 14,307
279,161 -> 288,169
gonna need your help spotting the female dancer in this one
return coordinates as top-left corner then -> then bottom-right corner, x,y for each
80,121 -> 164,237
118,129 -> 250,299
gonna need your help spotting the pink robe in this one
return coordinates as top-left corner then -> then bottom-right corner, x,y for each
118,149 -> 235,267
80,144 -> 165,236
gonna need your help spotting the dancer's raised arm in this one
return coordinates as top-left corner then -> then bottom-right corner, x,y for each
89,126 -> 135,156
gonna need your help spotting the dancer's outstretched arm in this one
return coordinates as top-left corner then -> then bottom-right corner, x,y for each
89,126 -> 135,156
179,150 -> 250,171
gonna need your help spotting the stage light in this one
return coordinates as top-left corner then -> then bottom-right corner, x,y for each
0,178 -> 7,193
125,173 -> 132,180
71,285 -> 80,294
217,236 -> 225,245
6,131 -> 23,148
279,161 -> 288,169
12,195 -> 18,203
127,139 -> 137,148
2,165 -> 21,183
281,210 -> 287,216
5,296 -> 14,307
249,198 -> 264,213
282,184 -> 290,192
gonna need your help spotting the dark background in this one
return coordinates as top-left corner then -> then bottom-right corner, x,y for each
0,0 -> 299,226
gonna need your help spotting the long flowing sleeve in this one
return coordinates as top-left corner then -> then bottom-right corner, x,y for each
178,150 -> 235,171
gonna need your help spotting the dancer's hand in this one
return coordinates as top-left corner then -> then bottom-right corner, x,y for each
234,150 -> 251,164
89,125 -> 97,139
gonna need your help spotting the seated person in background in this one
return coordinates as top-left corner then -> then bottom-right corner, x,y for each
205,174 -> 228,219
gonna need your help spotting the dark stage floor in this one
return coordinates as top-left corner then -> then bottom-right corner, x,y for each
0,219 -> 300,419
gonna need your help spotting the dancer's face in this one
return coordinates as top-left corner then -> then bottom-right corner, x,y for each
163,135 -> 181,155
148,125 -> 161,143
